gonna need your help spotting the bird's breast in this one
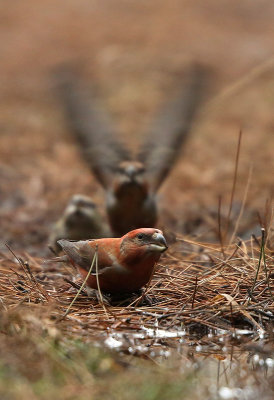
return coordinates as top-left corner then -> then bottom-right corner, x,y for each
106,191 -> 157,235
81,253 -> 157,294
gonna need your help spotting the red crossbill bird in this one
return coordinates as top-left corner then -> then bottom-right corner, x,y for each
57,228 -> 168,294
54,64 -> 210,236
49,194 -> 109,254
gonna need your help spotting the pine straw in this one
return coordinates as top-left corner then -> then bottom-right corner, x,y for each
0,234 -> 273,349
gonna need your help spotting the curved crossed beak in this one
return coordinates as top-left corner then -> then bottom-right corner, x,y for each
149,232 -> 168,252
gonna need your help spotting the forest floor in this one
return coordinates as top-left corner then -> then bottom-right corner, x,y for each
0,1 -> 273,399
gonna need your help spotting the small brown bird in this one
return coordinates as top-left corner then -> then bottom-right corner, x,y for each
49,194 -> 109,254
55,64 -> 209,236
57,228 -> 168,294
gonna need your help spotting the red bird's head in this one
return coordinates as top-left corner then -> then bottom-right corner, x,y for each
120,228 -> 168,266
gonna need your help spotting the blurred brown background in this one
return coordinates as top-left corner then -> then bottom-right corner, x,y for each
0,0 -> 273,252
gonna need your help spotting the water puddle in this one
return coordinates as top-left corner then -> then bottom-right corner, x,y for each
101,325 -> 273,399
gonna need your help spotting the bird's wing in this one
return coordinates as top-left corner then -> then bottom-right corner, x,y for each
54,69 -> 131,188
57,239 -> 111,274
138,63 -> 211,192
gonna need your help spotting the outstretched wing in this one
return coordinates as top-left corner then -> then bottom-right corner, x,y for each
138,63 -> 210,191
54,69 -> 131,188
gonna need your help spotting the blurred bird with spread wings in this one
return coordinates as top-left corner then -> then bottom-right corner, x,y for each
55,64 -> 209,236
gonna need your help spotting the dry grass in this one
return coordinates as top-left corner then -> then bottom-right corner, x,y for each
0,231 -> 273,399
1,229 -> 273,343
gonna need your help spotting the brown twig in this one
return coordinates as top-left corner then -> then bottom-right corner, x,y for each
225,129 -> 242,242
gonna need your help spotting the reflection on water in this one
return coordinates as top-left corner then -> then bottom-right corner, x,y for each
103,325 -> 274,399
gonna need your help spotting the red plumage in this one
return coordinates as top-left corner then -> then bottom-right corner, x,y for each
58,228 -> 168,294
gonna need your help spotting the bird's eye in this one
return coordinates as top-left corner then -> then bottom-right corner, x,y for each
137,233 -> 144,240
